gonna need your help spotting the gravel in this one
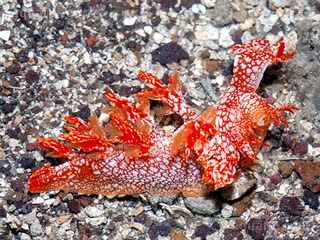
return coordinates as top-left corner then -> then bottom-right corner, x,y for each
1,0 -> 320,239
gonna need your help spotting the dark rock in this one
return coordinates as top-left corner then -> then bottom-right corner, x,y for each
295,161 -> 320,192
79,196 -> 92,207
26,142 -> 38,151
20,157 -> 36,169
224,228 -> 244,240
10,179 -> 25,193
148,219 -> 179,240
113,214 -> 124,222
292,141 -> 308,156
25,70 -> 40,84
6,63 -> 21,74
73,106 -> 91,121
134,212 -> 147,223
281,134 -> 292,152
0,206 -> 6,218
67,199 -> 81,213
154,0 -> 177,9
303,189 -> 319,210
246,218 -> 268,240
1,102 -> 16,114
180,0 -> 200,9
279,196 -> 304,216
270,174 -> 282,185
194,222 -> 220,240
152,42 -> 189,65
151,16 -> 161,26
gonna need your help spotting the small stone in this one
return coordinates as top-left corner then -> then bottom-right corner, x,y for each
295,161 -> 320,192
68,199 -> 81,213
84,205 -> 104,218
151,42 -> 189,65
184,195 -> 220,215
83,51 -> 91,64
0,30 -> 11,41
2,103 -> 16,114
25,70 -> 40,84
194,222 -> 220,239
278,161 -> 294,178
246,218 -> 268,240
221,204 -> 233,218
303,189 -> 319,210
26,142 -> 38,151
270,174 -> 282,185
269,0 -> 291,8
30,219 -> 43,236
6,63 -> 21,74
0,207 -> 7,218
73,106 -> 91,121
281,134 -> 292,152
125,52 -> 139,67
194,23 -> 219,41
279,196 -> 304,216
232,191 -> 255,217
201,0 -> 216,8
20,157 -> 36,169
123,16 -> 137,26
223,228 -> 244,240
292,141 -> 308,156
10,178 -> 25,192
220,173 -> 256,200
148,219 -> 179,240
152,32 -> 165,44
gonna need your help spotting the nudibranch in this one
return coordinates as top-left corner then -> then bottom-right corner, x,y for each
28,38 -> 297,197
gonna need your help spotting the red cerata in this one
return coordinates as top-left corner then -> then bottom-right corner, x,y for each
28,37 -> 298,197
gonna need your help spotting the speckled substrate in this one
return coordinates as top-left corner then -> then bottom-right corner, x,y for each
1,0 -> 320,239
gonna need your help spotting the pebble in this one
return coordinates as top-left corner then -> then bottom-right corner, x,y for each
1,102 -> 16,114
278,161 -> 294,178
84,205 -> 105,218
292,141 -> 308,156
148,219 -> 179,240
152,32 -> 165,44
194,222 -> 220,239
258,8 -> 279,32
220,173 -> 256,201
67,199 -> 81,213
201,0 -> 216,8
194,24 -> 219,41
246,218 -> 268,240
224,228 -> 244,240
303,189 -> 319,210
125,52 -> 139,67
0,30 -> 10,41
123,16 -> 137,26
151,42 -> 189,65
30,219 -> 43,236
184,195 -> 221,215
221,204 -> 233,218
25,70 -> 40,84
219,26 -> 235,48
295,161 -> 320,193
279,196 -> 304,216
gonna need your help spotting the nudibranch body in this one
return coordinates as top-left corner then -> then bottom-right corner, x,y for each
28,38 -> 297,197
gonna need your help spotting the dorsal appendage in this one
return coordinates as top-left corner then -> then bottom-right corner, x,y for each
230,37 -> 296,91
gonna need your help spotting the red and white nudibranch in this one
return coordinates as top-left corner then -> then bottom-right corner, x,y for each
28,38 -> 298,197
